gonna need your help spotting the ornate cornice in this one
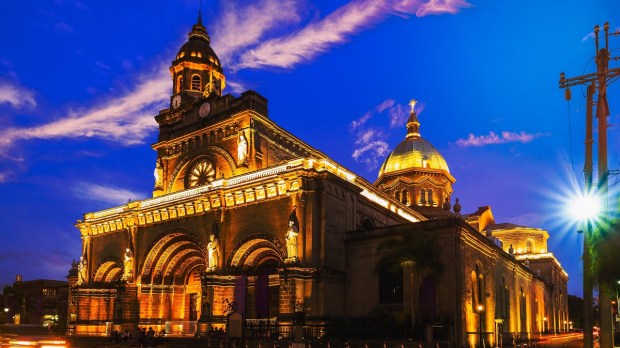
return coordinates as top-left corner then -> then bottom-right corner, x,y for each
76,158 -> 425,237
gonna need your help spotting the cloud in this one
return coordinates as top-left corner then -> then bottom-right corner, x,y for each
213,0 -> 303,68
455,131 -> 548,147
352,139 -> 390,162
0,81 -> 36,109
237,0 -> 471,69
582,26 -> 620,42
0,0 -> 471,153
376,99 -> 395,113
352,127 -> 390,168
350,111 -> 373,130
413,0 -> 472,16
0,66 -> 169,149
581,31 -> 595,42
226,80 -> 248,94
73,182 -> 147,205
350,98 -> 419,169
388,103 -> 408,128
350,99 -> 410,169
0,172 -> 8,183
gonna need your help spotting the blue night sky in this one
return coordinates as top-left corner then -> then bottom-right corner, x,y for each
1,0 -> 619,297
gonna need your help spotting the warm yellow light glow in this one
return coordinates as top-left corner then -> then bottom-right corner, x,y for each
476,304 -> 483,312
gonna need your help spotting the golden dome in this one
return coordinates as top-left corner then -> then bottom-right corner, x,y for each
378,104 -> 449,177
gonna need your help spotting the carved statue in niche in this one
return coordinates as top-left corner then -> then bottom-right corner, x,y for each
285,208 -> 299,262
286,221 -> 299,260
206,234 -> 220,271
154,159 -> 163,189
123,248 -> 134,281
77,256 -> 88,285
237,131 -> 248,165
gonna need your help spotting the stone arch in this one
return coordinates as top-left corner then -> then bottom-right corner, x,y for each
167,146 -> 238,193
93,258 -> 122,283
139,231 -> 206,285
227,233 -> 286,270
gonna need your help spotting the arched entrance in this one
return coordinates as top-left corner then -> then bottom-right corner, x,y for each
138,232 -> 207,331
226,234 -> 285,321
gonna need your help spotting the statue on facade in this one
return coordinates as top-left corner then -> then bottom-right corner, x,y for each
77,256 -> 88,285
154,159 -> 163,189
207,234 -> 220,271
123,248 -> 134,281
237,131 -> 248,165
285,220 -> 299,262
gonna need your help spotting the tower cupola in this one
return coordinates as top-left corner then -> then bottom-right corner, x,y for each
169,11 -> 226,109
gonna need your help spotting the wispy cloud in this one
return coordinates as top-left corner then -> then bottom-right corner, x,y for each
73,182 -> 147,205
237,0 -> 471,69
0,81 -> 36,109
0,172 -> 8,183
0,66 -> 168,149
582,26 -> 620,42
455,131 -> 548,147
350,111 -> 373,131
352,128 -> 390,168
213,0 -> 303,68
388,103 -> 408,128
1,0 -> 471,153
226,80 -> 248,94
350,99 -> 415,169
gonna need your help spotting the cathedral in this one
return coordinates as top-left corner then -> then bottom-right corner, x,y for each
67,14 -> 569,348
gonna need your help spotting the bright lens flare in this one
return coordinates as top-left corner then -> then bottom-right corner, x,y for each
566,192 -> 601,222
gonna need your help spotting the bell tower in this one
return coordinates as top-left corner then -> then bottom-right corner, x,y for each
169,11 -> 226,109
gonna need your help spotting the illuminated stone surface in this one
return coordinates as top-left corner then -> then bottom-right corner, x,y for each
67,13 -> 569,347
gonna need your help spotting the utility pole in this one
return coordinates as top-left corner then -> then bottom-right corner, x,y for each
560,22 -> 620,348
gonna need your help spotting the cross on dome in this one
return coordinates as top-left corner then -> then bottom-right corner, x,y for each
409,99 -> 417,113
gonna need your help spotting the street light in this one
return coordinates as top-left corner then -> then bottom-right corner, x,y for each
477,304 -> 484,348
543,317 -> 548,333
564,188 -> 602,348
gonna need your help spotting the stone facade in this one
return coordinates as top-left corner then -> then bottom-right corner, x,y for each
67,14 -> 569,348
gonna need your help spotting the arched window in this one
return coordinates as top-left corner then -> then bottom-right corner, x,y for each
420,189 -> 426,205
191,75 -> 201,91
402,189 -> 408,205
476,264 -> 484,305
526,239 -> 534,253
379,264 -> 403,304
428,189 -> 434,206
176,75 -> 183,93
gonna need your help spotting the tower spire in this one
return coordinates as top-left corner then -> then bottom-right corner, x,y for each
406,98 -> 421,138
198,0 -> 203,25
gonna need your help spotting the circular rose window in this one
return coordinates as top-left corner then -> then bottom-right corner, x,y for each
186,159 -> 215,188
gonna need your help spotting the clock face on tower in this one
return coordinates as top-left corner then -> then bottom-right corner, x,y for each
186,158 -> 215,188
199,102 -> 211,118
171,95 -> 182,109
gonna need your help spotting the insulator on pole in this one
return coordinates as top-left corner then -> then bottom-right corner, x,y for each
565,87 -> 572,101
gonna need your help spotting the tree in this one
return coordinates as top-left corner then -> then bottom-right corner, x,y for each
377,228 -> 444,328
568,295 -> 583,329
